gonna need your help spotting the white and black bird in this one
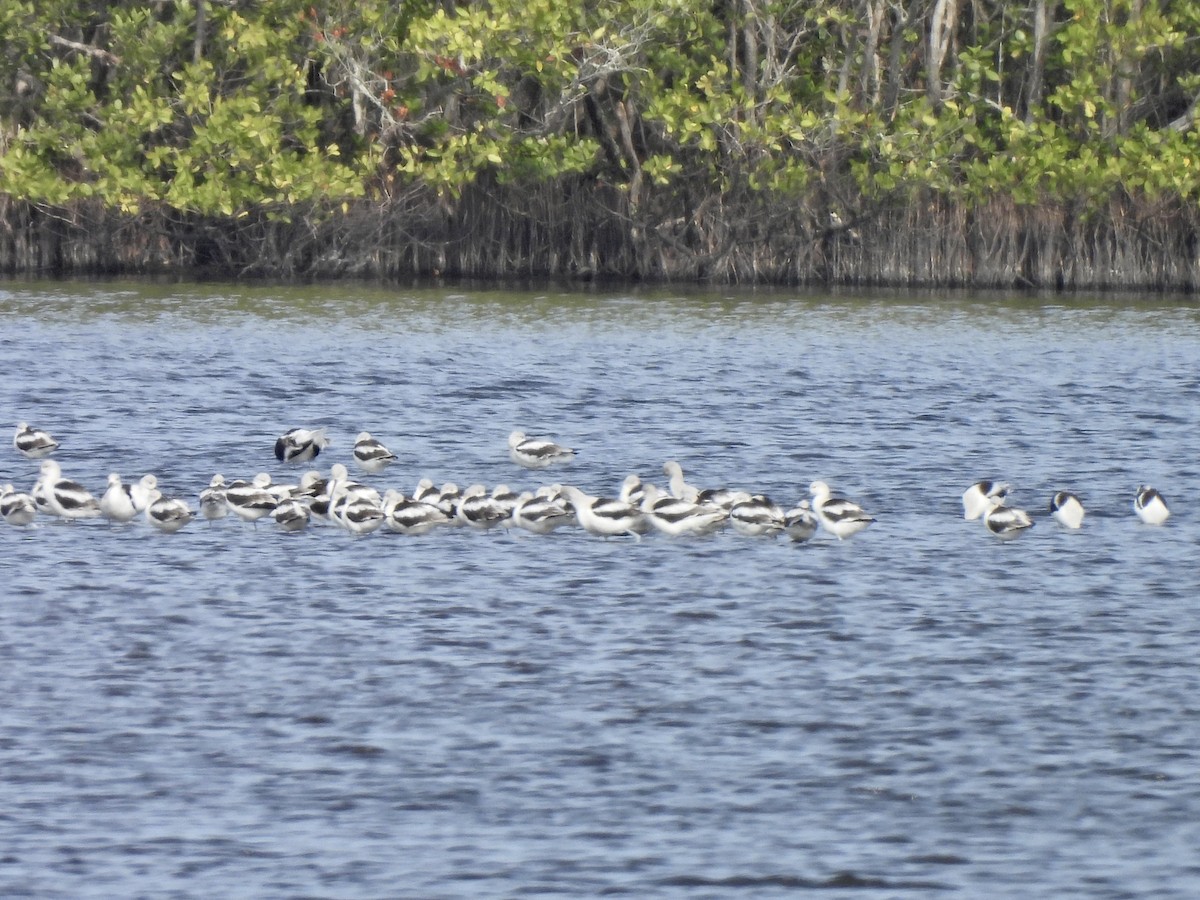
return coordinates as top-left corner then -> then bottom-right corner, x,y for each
618,474 -> 647,507
511,490 -> 575,535
274,427 -> 330,464
455,484 -> 511,531
962,480 -> 1011,520
129,474 -> 159,513
199,474 -> 229,521
353,431 -> 398,474
728,493 -> 786,537
1134,485 -> 1170,525
640,484 -> 727,537
260,473 -> 299,504
434,482 -> 463,519
335,495 -> 385,535
983,494 -> 1034,538
1049,491 -> 1085,529
412,478 -> 440,503
662,460 -> 701,503
272,497 -> 310,532
307,491 -> 334,523
99,473 -> 139,523
783,500 -> 819,543
326,463 -> 380,507
145,490 -> 194,533
292,470 -> 327,499
382,490 -> 453,535
508,430 -> 576,469
36,459 -> 101,521
413,478 -> 461,519
810,480 -> 875,540
491,484 -> 522,525
225,473 -> 278,523
696,486 -> 752,513
1,483 -> 37,526
556,485 -> 645,539
13,422 -> 59,459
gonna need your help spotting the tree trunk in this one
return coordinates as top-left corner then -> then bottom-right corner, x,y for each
1026,0 -> 1049,120
926,0 -> 960,107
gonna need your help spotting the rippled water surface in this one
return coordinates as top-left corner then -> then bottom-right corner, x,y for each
2,281 -> 1200,898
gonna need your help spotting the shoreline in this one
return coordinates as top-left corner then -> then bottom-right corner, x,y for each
3,190 -> 1197,293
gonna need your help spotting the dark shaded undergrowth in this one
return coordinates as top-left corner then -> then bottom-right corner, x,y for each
3,186 -> 1196,291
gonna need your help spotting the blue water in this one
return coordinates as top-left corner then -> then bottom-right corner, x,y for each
2,282 -> 1199,897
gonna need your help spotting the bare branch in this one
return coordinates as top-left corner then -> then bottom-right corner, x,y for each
1167,95 -> 1199,132
47,33 -> 120,66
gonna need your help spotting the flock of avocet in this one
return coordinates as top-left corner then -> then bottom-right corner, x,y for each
960,478 -> 1170,535
2,422 -> 1173,540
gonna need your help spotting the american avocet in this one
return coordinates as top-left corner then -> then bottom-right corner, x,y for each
511,490 -> 575,534
490,484 -> 520,526
983,494 -> 1034,538
662,460 -> 700,503
537,483 -> 571,503
434,482 -> 462,519
1,484 -> 37,526
412,478 -> 458,516
456,484 -> 510,530
272,497 -> 310,532
99,473 -> 139,523
13,422 -> 59,459
729,494 -> 786,537
962,480 -> 1011,520
536,483 -> 574,515
696,486 -> 752,512
129,474 -> 158,513
30,475 -> 51,513
783,500 -> 819,543
307,492 -> 333,523
260,474 -> 300,503
326,463 -> 380,506
810,480 -> 875,540
37,460 -> 101,521
336,495 -> 384,535
640,484 -> 727,537
508,430 -> 576,469
145,490 -> 194,533
225,473 -> 277,523
274,427 -> 330,464
199,474 -> 228,521
353,431 -> 398,473
412,478 -> 439,503
1049,491 -> 1085,529
618,474 -> 646,507
556,485 -> 645,539
382,490 -> 453,535
1134,485 -> 1170,525
293,470 -> 327,498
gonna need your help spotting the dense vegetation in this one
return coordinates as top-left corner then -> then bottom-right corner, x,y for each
2,0 -> 1199,287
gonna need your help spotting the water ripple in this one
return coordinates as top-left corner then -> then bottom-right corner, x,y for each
2,283 -> 1200,897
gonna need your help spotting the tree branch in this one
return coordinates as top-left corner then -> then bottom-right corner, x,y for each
47,33 -> 120,66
